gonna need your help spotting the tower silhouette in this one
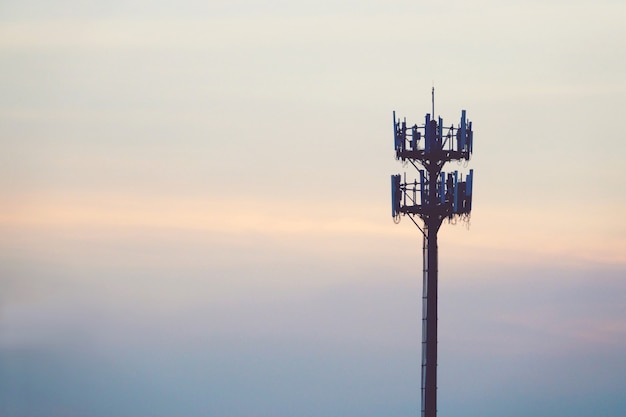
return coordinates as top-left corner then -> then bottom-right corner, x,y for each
391,91 -> 474,417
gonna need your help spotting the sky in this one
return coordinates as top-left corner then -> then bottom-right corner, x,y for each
1,0 -> 625,416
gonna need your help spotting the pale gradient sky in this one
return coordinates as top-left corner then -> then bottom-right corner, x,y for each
1,1 -> 626,416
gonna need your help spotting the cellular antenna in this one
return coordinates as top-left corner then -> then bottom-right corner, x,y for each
431,85 -> 435,117
391,94 -> 475,417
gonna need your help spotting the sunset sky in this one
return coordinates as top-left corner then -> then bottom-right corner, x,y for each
1,1 -> 625,416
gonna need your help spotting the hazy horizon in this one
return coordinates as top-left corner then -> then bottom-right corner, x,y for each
2,1 -> 626,416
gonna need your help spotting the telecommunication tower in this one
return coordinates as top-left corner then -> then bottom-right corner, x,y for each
390,90 -> 474,417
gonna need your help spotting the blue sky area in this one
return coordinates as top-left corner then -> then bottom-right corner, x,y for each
1,1 -> 625,416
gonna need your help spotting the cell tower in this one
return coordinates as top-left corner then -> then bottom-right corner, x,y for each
390,89 -> 474,417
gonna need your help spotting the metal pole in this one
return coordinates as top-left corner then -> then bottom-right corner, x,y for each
423,219 -> 438,417
421,231 -> 427,417
423,162 -> 440,417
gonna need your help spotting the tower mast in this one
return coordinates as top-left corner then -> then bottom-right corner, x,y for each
391,96 -> 474,417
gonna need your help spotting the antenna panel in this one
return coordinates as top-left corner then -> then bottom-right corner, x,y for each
438,117 -> 443,148
439,172 -> 445,204
466,169 -> 473,196
420,169 -> 426,205
391,174 -> 401,217
453,171 -> 459,213
460,110 -> 466,151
